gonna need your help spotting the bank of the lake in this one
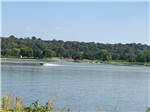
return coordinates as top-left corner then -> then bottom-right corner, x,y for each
73,59 -> 150,66
0,57 -> 62,62
1,57 -> 150,66
1,96 -> 150,112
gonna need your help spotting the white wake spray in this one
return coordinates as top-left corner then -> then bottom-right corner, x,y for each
43,63 -> 63,67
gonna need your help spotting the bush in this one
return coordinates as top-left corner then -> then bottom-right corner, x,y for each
1,96 -> 55,112
146,106 -> 150,112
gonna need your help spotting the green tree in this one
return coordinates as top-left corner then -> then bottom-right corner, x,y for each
1,49 -> 12,56
11,48 -> 20,57
43,49 -> 56,58
20,48 -> 33,57
33,49 -> 43,58
1,36 -> 150,63
135,50 -> 145,62
96,49 -> 112,61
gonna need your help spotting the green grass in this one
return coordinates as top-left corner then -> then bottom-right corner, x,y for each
76,59 -> 150,66
76,59 -> 99,63
40,57 -> 62,62
0,57 -> 61,62
103,60 -> 143,65
1,56 -> 150,66
1,56 -> 36,60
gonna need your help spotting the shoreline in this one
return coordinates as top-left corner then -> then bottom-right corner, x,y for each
76,59 -> 150,66
1,57 -> 150,66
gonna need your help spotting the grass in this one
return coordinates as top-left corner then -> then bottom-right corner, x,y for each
76,59 -> 150,66
1,96 -> 11,111
0,96 -> 56,112
0,96 -> 149,112
0,56 -> 36,61
103,60 -> 143,65
40,57 -> 62,62
0,57 -> 61,62
75,59 -> 98,63
1,56 -> 150,66
146,106 -> 150,112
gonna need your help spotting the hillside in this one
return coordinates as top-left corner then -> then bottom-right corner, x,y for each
1,35 -> 150,63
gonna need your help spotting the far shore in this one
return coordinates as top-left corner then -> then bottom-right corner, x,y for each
1,57 -> 150,67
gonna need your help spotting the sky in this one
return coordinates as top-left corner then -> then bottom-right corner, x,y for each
1,1 -> 149,44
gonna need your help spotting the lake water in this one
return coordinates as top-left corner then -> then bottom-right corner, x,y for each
1,60 -> 150,112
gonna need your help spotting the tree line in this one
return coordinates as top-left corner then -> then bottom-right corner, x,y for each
1,35 -> 150,62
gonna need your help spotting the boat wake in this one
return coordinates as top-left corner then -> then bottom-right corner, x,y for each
43,63 -> 63,67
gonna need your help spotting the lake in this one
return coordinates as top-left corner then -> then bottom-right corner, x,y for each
1,60 -> 150,112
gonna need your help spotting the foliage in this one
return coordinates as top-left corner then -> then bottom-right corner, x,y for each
1,96 -> 149,112
1,96 -> 55,112
146,106 -> 150,112
1,36 -> 150,62
14,97 -> 23,112
1,96 -> 11,111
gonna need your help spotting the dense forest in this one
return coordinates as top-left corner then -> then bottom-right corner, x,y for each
1,35 -> 150,63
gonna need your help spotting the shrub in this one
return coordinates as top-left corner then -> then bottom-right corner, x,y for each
1,96 -> 56,112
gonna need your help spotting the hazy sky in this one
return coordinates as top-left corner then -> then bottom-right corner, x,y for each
2,1 -> 149,44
